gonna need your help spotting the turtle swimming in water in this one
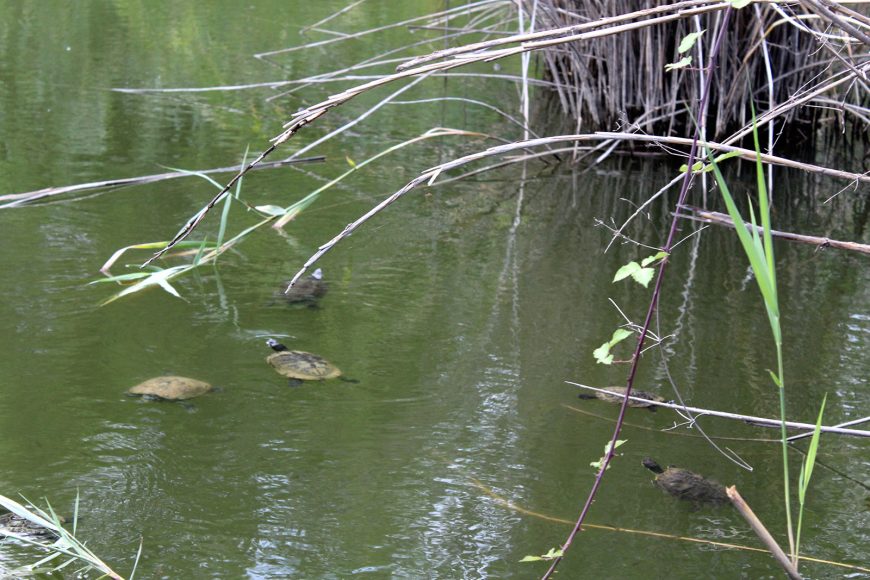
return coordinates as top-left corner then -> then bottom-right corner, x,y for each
642,458 -> 729,506
266,339 -> 345,386
127,376 -> 214,402
0,512 -> 66,540
276,268 -> 328,306
578,386 -> 665,411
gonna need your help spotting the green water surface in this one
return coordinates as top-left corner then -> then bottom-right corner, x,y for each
0,2 -> 868,578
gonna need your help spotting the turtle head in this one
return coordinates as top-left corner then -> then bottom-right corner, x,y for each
311,268 -> 323,280
642,458 -> 664,474
266,339 -> 288,352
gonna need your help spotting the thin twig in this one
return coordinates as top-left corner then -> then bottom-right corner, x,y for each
679,208 -> 870,255
543,10 -> 735,577
569,383 -> 870,437
0,157 -> 324,208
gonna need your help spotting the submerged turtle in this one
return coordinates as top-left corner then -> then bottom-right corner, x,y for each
276,268 -> 328,306
642,458 -> 729,506
127,376 -> 214,402
0,512 -> 66,540
578,386 -> 665,411
265,339 -> 345,386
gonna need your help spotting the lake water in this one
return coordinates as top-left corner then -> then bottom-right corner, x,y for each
0,1 -> 867,578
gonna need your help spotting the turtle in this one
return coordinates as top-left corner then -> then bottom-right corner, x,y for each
265,339 -> 346,386
642,458 -> 729,506
127,376 -> 214,402
0,512 -> 66,540
276,268 -> 328,306
578,386 -> 665,411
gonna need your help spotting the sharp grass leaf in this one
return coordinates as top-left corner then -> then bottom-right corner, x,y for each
800,394 -> 826,498
160,164 -> 225,190
254,204 -> 287,216
101,265 -> 189,305
192,237 -> 209,266
89,272 -> 153,285
155,278 -> 182,299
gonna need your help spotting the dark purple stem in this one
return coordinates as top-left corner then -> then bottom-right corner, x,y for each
542,7 -> 734,578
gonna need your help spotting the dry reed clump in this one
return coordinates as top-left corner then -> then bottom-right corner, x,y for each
531,0 -> 869,142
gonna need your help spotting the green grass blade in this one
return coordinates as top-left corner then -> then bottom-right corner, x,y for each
801,394 -> 826,497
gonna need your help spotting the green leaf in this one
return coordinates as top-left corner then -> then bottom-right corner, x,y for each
611,328 -> 633,344
604,439 -> 628,454
592,439 -> 628,470
665,56 -> 692,71
593,343 -> 614,365
678,31 -> 705,54
799,394 -> 826,502
680,160 -> 705,173
767,370 -> 782,388
613,261 -> 640,282
631,267 -> 655,288
715,150 -> 743,164
729,0 -> 752,7
346,156 -> 357,168
640,252 -> 668,267
520,548 -> 563,563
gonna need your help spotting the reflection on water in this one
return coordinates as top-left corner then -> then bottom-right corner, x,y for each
1,1 -> 868,578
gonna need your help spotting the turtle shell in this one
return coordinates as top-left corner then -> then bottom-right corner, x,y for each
586,386 -> 664,408
279,276 -> 328,304
127,376 -> 213,401
0,512 -> 66,539
266,350 -> 342,381
278,269 -> 328,305
643,458 -> 729,505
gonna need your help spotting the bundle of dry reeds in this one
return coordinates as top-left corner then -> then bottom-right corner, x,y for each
530,0 -> 869,143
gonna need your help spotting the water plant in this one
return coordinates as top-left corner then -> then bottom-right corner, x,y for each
0,492 -> 135,579
707,114 -> 827,570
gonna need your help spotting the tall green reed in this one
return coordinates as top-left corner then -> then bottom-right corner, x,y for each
707,115 -> 825,569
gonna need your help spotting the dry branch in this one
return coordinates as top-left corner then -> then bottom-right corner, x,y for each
680,208 -> 870,255
570,383 -> 870,438
0,156 -> 324,208
140,1 -> 866,265
728,487 -> 802,580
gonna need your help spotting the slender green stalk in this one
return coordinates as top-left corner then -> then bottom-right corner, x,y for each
707,110 -> 810,563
